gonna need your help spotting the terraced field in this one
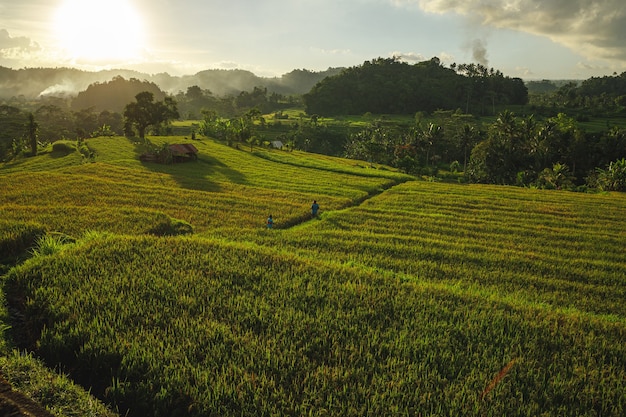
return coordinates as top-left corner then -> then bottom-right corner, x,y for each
1,135 -> 625,416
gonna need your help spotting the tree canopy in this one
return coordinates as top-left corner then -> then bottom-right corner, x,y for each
0,105 -> 28,161
72,76 -> 166,113
123,92 -> 179,139
303,57 -> 528,116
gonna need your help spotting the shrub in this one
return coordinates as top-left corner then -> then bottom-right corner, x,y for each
535,163 -> 575,190
29,233 -> 74,257
77,141 -> 94,162
51,141 -> 75,154
595,158 -> 626,191
148,216 -> 193,236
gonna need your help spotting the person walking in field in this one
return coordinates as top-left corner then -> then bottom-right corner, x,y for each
267,214 -> 274,229
311,200 -> 320,218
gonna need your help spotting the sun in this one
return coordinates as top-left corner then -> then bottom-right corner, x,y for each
54,0 -> 145,64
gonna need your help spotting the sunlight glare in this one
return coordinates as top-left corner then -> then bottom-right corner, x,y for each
54,0 -> 145,63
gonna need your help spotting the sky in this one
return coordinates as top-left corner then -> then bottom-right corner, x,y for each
1,0 -> 625,80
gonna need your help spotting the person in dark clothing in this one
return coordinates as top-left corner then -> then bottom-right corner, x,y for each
311,200 -> 320,217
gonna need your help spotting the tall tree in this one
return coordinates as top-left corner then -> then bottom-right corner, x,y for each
457,124 -> 480,173
0,105 -> 27,160
467,111 -> 532,184
35,105 -> 74,142
123,92 -> 179,140
27,113 -> 38,156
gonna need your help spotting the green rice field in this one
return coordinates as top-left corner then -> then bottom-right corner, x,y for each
0,135 -> 625,416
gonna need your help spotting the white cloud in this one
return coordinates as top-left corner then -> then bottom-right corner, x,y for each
400,0 -> 626,62
0,29 -> 39,52
390,51 -> 426,62
437,52 -> 456,64
311,47 -> 352,56
0,28 -> 46,67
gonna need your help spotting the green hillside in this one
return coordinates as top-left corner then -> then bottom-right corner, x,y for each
0,136 -> 625,416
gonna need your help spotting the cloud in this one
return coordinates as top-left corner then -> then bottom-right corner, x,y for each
311,47 -> 352,56
408,0 -> 626,62
390,51 -> 459,67
514,66 -> 534,77
390,51 -> 426,62
0,29 -> 39,52
0,28 -> 42,66
575,61 -> 619,75
216,61 -> 241,70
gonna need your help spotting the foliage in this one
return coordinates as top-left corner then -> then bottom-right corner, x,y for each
29,233 -> 74,257
123,92 -> 179,140
199,108 -> 265,146
304,57 -> 527,116
35,104 -> 76,142
0,105 -> 28,161
72,76 -> 166,113
26,113 -> 38,156
466,111 -> 626,187
468,111 -> 532,184
2,119 -> 626,416
595,158 -> 626,191
51,140 -> 75,154
535,162 -> 575,190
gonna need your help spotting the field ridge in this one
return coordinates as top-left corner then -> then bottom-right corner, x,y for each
1,136 -> 625,416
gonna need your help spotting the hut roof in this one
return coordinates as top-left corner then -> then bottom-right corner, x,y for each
169,143 -> 198,155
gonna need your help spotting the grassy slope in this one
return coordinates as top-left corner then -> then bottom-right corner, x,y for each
1,137 -> 409,237
1,135 -> 625,416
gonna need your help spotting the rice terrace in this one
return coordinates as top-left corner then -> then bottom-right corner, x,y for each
0,132 -> 625,416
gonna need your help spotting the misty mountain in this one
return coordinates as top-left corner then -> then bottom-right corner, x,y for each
0,66 -> 344,101
0,66 -> 147,99
71,76 -> 167,113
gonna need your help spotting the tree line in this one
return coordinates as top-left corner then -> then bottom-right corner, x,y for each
339,110 -> 626,191
0,103 -> 124,160
2,60 -> 625,191
303,57 -> 528,116
528,72 -> 626,119
0,78 -> 293,160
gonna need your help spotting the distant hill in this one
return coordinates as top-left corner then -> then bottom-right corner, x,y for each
525,79 -> 583,94
0,66 -> 147,99
70,76 -> 167,113
0,66 -> 344,100
304,57 -> 528,116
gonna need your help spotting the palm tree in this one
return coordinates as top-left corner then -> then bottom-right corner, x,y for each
422,123 -> 442,167
457,124 -> 478,173
26,113 -> 38,156
537,162 -> 574,190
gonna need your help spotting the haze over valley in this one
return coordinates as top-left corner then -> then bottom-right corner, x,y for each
1,1 -> 626,81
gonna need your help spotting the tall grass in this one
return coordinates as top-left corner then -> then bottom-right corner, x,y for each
4,235 -> 625,416
1,135 -> 625,416
272,181 -> 626,317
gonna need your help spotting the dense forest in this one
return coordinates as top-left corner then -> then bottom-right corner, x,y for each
304,57 -> 528,116
72,76 -> 166,113
1,59 -> 625,191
